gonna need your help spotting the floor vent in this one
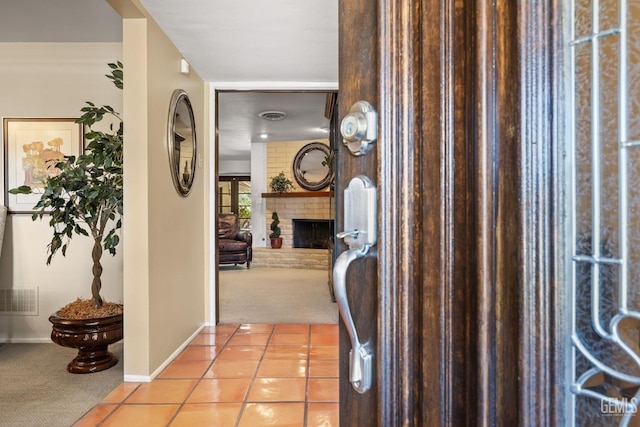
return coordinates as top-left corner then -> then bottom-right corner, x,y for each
0,288 -> 38,315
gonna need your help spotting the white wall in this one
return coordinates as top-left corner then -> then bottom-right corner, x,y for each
219,160 -> 250,176
250,144 -> 267,247
0,43 -> 123,341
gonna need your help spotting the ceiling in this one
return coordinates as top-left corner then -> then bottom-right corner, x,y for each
0,0 -> 339,171
217,91 -> 333,162
139,0 -> 339,169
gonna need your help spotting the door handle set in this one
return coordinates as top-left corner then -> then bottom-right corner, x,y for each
333,174 -> 377,394
334,101 -> 378,394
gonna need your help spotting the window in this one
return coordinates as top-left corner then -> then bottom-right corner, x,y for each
219,176 -> 251,230
566,2 -> 640,424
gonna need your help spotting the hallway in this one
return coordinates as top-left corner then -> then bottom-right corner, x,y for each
74,323 -> 339,426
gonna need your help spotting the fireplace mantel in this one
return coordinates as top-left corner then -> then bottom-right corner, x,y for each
261,191 -> 334,198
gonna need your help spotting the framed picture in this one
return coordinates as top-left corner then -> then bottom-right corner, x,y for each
3,118 -> 83,213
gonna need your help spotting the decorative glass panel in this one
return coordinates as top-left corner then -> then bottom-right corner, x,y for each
568,0 -> 640,425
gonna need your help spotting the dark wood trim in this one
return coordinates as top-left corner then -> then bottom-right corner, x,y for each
343,0 -> 561,424
214,91 -> 220,325
338,0 -> 378,425
470,0 -> 561,425
377,1 -> 423,425
517,0 -> 563,425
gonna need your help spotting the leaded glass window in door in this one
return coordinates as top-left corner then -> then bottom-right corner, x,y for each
568,1 -> 640,425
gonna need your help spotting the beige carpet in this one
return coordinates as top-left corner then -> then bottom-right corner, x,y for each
0,341 -> 123,427
219,266 -> 338,324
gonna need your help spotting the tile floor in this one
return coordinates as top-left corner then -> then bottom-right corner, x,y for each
73,323 -> 339,426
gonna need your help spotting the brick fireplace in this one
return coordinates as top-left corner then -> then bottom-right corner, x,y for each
252,139 -> 334,270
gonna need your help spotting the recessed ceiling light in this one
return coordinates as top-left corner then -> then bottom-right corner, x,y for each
258,111 -> 287,121
259,133 -> 268,139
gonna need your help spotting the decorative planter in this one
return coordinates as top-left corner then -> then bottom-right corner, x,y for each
49,310 -> 123,374
270,237 -> 283,249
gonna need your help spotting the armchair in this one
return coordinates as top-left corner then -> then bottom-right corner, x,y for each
218,213 -> 252,268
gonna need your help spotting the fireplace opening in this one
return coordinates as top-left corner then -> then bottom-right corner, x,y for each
292,219 -> 334,249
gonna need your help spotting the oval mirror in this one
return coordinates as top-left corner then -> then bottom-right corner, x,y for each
167,89 -> 197,196
292,142 -> 333,191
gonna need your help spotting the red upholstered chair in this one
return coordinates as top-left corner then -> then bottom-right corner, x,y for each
218,213 -> 252,268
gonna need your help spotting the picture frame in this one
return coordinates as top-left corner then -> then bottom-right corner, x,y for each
3,118 -> 83,214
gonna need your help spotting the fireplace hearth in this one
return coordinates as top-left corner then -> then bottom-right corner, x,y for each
292,219 -> 334,249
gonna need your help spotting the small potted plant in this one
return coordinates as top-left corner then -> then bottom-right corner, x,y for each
269,211 -> 283,249
9,62 -> 124,373
269,171 -> 295,193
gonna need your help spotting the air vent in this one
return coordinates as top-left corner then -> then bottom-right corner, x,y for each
258,110 -> 287,121
0,288 -> 38,315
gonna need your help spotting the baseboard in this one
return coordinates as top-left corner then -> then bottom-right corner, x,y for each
123,324 -> 205,383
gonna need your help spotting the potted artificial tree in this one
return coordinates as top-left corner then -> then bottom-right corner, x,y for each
10,62 -> 124,373
269,212 -> 283,249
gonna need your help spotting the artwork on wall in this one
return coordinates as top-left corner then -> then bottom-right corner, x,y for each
3,118 -> 83,213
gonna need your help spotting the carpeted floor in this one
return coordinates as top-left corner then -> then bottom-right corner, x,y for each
219,266 -> 338,324
0,341 -> 123,427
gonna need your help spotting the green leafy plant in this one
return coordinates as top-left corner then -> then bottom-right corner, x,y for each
9,62 -> 124,310
269,212 -> 281,238
269,171 -> 295,193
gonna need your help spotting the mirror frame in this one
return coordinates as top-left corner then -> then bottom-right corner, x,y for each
292,141 -> 333,191
167,89 -> 197,196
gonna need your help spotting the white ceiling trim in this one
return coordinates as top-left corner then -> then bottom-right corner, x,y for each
210,82 -> 338,91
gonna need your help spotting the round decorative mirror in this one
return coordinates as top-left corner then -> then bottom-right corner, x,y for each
167,89 -> 197,196
292,142 -> 333,191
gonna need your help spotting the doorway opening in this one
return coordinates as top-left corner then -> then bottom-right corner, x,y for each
215,89 -> 338,325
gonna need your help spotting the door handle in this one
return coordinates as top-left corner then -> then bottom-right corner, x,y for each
333,249 -> 372,394
333,175 -> 376,394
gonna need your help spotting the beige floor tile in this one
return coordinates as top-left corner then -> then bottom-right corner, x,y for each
101,382 -> 141,403
217,345 -> 266,360
308,378 -> 339,402
309,345 -> 338,359
237,403 -> 305,427
247,377 -> 307,402
203,324 -> 238,334
308,359 -> 339,378
237,324 -> 275,334
228,332 -> 271,346
307,402 -> 339,427
311,324 -> 338,334
274,324 -> 310,334
72,404 -> 117,426
190,333 -> 231,346
310,333 -> 339,346
170,403 -> 242,427
100,404 -> 179,427
125,379 -> 197,404
158,360 -> 211,378
263,345 -> 309,360
82,323 -> 340,426
175,345 -> 220,361
205,359 -> 260,378
256,359 -> 308,378
269,333 -> 310,346
187,378 -> 252,403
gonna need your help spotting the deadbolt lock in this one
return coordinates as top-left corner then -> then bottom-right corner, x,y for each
340,100 -> 377,156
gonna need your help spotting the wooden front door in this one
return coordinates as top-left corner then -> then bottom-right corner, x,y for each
338,1 -> 560,425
